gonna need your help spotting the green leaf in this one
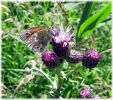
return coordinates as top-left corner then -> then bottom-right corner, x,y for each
78,3 -> 112,40
77,2 -> 96,32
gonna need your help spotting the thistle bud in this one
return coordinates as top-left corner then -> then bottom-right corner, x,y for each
79,86 -> 92,98
82,49 -> 100,68
67,50 -> 83,63
42,51 -> 60,68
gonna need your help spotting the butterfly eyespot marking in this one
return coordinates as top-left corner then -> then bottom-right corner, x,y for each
20,26 -> 51,53
26,33 -> 29,35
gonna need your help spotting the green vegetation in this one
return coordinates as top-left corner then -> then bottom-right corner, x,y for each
1,1 -> 111,98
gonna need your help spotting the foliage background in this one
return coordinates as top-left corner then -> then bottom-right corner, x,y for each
1,1 -> 112,98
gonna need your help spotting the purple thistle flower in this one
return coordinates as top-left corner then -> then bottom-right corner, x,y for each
79,86 -> 92,98
51,24 -> 74,59
67,50 -> 83,63
42,51 -> 60,68
82,49 -> 100,68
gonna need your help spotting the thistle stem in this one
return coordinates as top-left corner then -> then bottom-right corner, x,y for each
33,67 -> 54,88
57,2 -> 69,26
90,35 -> 95,48
54,61 -> 64,98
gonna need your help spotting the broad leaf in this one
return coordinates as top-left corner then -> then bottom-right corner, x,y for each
77,2 -> 96,32
77,3 -> 112,40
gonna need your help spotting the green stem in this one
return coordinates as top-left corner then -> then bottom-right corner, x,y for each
33,67 -> 54,87
55,61 -> 64,98
57,2 -> 69,26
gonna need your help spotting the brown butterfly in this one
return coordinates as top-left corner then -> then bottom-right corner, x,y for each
20,26 -> 52,52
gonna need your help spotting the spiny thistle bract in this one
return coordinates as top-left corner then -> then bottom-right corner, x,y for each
51,24 -> 74,59
82,49 -> 100,68
67,50 -> 83,63
42,51 -> 60,68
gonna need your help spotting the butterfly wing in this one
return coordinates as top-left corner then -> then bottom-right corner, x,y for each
20,27 -> 51,52
29,29 -> 51,52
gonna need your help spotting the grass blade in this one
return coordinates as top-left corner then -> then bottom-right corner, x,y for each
77,2 -> 96,32
78,3 -> 111,40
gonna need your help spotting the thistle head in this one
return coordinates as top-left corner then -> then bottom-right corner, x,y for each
79,86 -> 92,98
51,24 -> 74,59
82,49 -> 100,68
42,51 -> 60,68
